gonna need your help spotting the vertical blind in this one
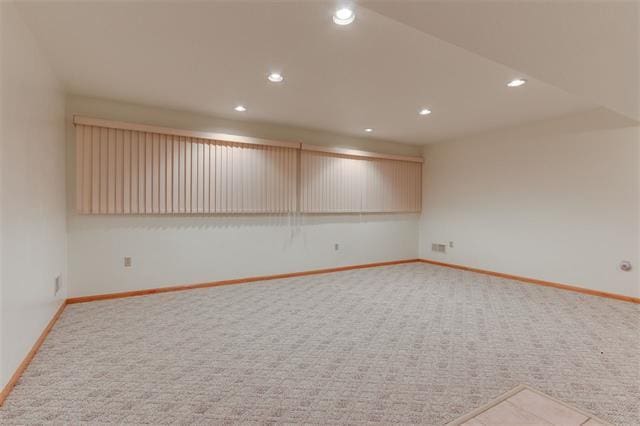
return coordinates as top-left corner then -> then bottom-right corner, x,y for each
74,117 -> 422,215
300,148 -> 422,213
75,121 -> 298,214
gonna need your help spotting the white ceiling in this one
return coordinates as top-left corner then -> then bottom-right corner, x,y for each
15,1 -> 627,145
364,0 -> 640,122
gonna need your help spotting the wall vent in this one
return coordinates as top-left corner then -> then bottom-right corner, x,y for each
431,243 -> 446,253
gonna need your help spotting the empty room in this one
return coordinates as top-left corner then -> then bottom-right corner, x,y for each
1,1 -> 638,425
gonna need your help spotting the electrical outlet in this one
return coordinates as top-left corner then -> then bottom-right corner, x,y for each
124,257 -> 132,267
54,275 -> 61,295
334,243 -> 340,251
449,241 -> 454,248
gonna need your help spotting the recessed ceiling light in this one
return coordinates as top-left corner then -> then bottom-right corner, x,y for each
234,105 -> 247,112
419,108 -> 432,116
268,72 -> 284,83
364,128 -> 373,133
507,78 -> 527,87
333,7 -> 355,25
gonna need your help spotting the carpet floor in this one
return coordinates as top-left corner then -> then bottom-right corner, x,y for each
1,263 -> 638,425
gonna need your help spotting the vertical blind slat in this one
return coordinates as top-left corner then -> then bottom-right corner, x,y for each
75,125 -> 83,212
99,128 -> 108,214
130,131 -> 138,213
123,130 -> 131,214
115,129 -> 123,214
82,125 -> 92,213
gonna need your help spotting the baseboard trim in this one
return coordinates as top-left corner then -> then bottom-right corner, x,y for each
420,259 -> 639,304
66,259 -> 421,304
0,300 -> 67,406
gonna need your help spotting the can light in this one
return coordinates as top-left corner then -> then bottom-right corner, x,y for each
333,7 -> 355,25
268,72 -> 284,83
507,78 -> 527,88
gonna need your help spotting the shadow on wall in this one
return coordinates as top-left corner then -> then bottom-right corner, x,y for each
68,212 -> 420,231
68,213 -> 420,257
66,212 -> 420,297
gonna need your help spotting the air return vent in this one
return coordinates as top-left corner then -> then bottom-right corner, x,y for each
431,243 -> 446,253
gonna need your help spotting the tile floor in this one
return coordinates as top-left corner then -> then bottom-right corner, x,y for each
449,385 -> 610,425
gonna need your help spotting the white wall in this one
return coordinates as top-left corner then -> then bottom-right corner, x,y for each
419,108 -> 640,298
0,2 -> 67,388
66,96 -> 421,297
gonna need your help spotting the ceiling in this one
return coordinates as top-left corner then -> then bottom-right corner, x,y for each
364,0 -> 640,123
15,1 -> 633,145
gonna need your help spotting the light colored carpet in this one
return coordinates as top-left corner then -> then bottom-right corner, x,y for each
1,263 -> 638,425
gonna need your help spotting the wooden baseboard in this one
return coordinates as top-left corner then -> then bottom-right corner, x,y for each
420,259 -> 639,304
66,259 -> 421,304
0,300 -> 67,406
68,258 -> 639,305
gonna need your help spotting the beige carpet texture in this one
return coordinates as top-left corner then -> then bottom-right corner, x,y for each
1,263 -> 638,425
